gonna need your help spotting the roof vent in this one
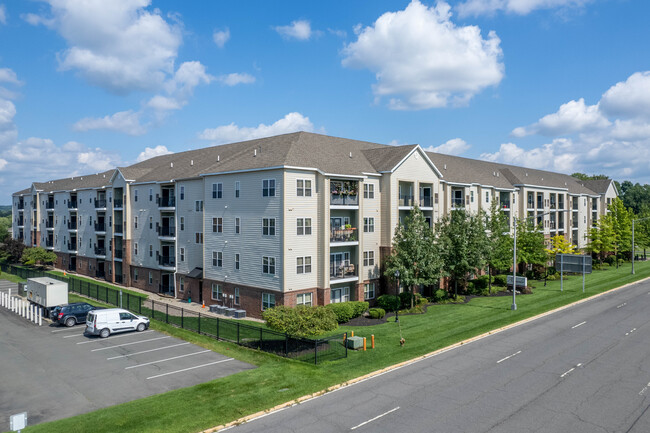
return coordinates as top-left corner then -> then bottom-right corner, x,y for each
525,173 -> 528,177
493,171 -> 496,176
254,149 -> 257,157
349,152 -> 352,158
217,155 -> 220,162
170,162 -> 174,168
191,160 -> 194,166
497,172 -> 500,177
444,164 -> 447,170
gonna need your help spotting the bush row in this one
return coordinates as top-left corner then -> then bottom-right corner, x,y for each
262,305 -> 338,337
325,301 -> 369,323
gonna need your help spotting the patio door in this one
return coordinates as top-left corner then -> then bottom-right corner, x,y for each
420,186 -> 431,206
330,252 -> 350,276
330,286 -> 350,304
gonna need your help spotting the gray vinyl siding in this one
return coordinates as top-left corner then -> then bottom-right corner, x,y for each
128,183 -> 161,268
175,179 -> 203,275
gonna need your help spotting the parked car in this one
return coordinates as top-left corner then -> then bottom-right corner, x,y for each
51,302 -> 102,327
85,308 -> 150,338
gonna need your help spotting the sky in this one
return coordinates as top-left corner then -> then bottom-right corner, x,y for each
1,0 -> 649,203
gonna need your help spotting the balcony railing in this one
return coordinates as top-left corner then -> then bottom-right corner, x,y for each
17,203 -> 24,210
158,197 -> 176,208
113,198 -> 123,208
550,201 -> 556,210
330,228 -> 357,243
46,201 -> 54,209
18,219 -> 24,226
94,199 -> 107,208
68,263 -> 76,272
330,193 -> 358,206
95,270 -> 105,279
94,247 -> 106,256
527,200 -> 534,209
158,226 -> 176,237
399,195 -> 414,207
419,196 -> 433,207
159,256 -> 176,267
114,249 -> 123,259
94,222 -> 106,232
45,240 -> 53,247
330,263 -> 358,280
46,221 -> 54,229
67,221 -> 77,230
537,200 -> 543,209
451,198 -> 464,209
67,242 -> 77,251
68,200 -> 77,209
113,224 -> 123,234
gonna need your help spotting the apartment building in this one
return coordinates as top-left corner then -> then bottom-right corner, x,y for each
11,132 -> 617,318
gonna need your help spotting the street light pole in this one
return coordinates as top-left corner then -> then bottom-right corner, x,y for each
512,222 -> 517,310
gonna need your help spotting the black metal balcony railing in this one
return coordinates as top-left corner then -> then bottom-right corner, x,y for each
550,201 -> 556,210
573,201 -> 579,210
419,196 -> 433,207
17,203 -> 24,210
18,234 -> 24,240
94,247 -> 106,256
158,226 -> 176,237
330,228 -> 357,243
46,200 -> 54,209
67,221 -> 77,230
114,249 -> 123,259
330,193 -> 359,206
68,200 -> 77,209
18,219 -> 24,226
113,198 -> 123,208
115,275 -> 123,284
451,198 -> 464,209
113,224 -> 123,234
67,242 -> 77,251
399,195 -> 414,207
94,222 -> 106,232
537,200 -> 543,209
158,197 -> 176,207
330,263 -> 358,280
94,198 -> 107,208
159,256 -> 175,267
527,200 -> 534,209
45,239 -> 53,247
45,220 -> 54,228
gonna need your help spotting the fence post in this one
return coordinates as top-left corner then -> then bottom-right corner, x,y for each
314,340 -> 318,365
127,293 -> 130,310
216,317 -> 220,340
181,308 -> 184,328
151,300 -> 155,320
139,297 -> 142,314
105,286 -> 108,302
259,327 -> 263,349
285,333 -> 289,357
237,323 -> 240,344
166,304 -> 169,324
198,312 -> 201,334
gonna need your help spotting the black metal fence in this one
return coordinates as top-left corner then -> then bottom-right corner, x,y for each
1,264 -> 347,364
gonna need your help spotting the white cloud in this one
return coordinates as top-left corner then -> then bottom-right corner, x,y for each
425,138 -> 470,155
457,0 -> 592,17
341,1 -> 503,110
0,68 -> 22,85
73,110 -> 146,135
600,71 -> 650,119
198,112 -> 314,144
216,73 -> 255,86
0,5 -> 6,25
274,20 -> 312,40
481,139 -> 577,172
512,98 -> 610,137
213,28 -> 230,48
328,28 -> 347,38
136,145 -> 171,162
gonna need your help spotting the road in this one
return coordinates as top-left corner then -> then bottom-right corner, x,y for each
224,280 -> 650,433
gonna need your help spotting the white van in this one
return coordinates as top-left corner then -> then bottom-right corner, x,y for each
85,308 -> 150,338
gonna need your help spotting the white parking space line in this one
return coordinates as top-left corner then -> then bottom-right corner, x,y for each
77,330 -> 154,344
63,332 -> 87,338
571,321 -> 587,329
350,407 -> 400,430
617,302 -> 627,309
497,350 -> 522,364
561,363 -> 582,378
91,336 -> 171,352
146,358 -> 234,380
51,327 -> 81,333
125,350 -> 211,370
625,328 -> 637,336
107,342 -> 191,360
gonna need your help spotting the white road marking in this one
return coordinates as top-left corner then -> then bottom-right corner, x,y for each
571,321 -> 587,329
639,382 -> 650,396
617,302 -> 627,308
107,342 -> 191,360
146,358 -> 234,380
51,327 -> 82,333
77,330 -> 154,344
63,332 -> 86,338
125,350 -> 211,369
91,336 -> 171,352
625,328 -> 637,336
350,407 -> 400,430
497,350 -> 522,364
561,363 -> 582,378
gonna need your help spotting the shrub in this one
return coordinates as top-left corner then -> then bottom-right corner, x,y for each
605,255 -> 616,266
350,301 -> 369,317
263,305 -> 338,337
474,275 -> 491,289
432,289 -> 447,302
493,274 -> 508,286
325,302 -> 355,323
377,294 -> 401,312
399,291 -> 421,309
368,308 -> 385,319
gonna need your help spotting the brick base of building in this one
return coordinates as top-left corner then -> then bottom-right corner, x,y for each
129,265 -> 162,295
202,279 -> 286,320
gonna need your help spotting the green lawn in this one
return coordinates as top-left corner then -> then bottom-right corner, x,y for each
19,260 -> 650,433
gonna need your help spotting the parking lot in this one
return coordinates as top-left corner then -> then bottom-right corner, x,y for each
0,306 -> 255,428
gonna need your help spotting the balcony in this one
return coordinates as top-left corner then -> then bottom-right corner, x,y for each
45,220 -> 54,229
451,198 -> 464,209
113,224 -> 123,235
17,218 -> 24,226
158,256 -> 176,270
94,222 -> 106,232
330,227 -> 358,244
158,226 -> 176,238
94,199 -> 107,209
330,181 -> 359,207
399,195 -> 414,207
419,196 -> 433,208
537,200 -> 543,210
68,200 -> 77,209
550,200 -> 557,210
17,202 -> 24,210
330,193 -> 358,207
500,200 -> 511,210
113,198 -> 123,209
114,249 -> 123,259
158,197 -> 176,208
67,242 -> 77,252
67,221 -> 77,230
527,200 -> 534,209
94,247 -> 106,256
45,239 -> 53,248
330,263 -> 358,282
159,283 -> 174,294
95,270 -> 106,279
572,220 -> 578,229
46,200 -> 54,210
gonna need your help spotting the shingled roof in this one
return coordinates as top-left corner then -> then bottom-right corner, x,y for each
31,170 -> 115,193
578,179 -> 614,195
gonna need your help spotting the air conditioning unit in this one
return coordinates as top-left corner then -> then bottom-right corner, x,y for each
234,310 -> 246,319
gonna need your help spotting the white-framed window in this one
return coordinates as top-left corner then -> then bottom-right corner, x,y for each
148,272 -> 153,284
296,179 -> 312,197
330,286 -> 350,303
235,181 -> 240,198
195,200 -> 203,212
262,256 -> 276,275
149,244 -> 153,257
149,188 -> 153,201
212,183 -> 223,199
234,287 -> 240,305
180,186 -> 185,200
89,216 -> 92,225
262,218 -> 276,236
297,293 -> 312,306
134,243 -> 138,255
470,191 -> 474,203
180,247 -> 185,262
134,190 -> 138,202
235,217 -> 240,234
211,283 -> 222,300
262,179 -> 276,197
179,277 -> 185,292
149,216 -> 153,229
262,293 -> 275,310
212,217 -> 223,233
134,268 -> 138,281
180,217 -> 184,231
195,232 -> 203,244
296,256 -> 312,274
235,253 -> 240,270
486,191 -> 490,203
364,283 -> 375,300
363,251 -> 375,266
297,218 -> 312,235
364,217 -> 375,233
134,216 -> 138,229
364,183 -> 374,199
212,251 -> 223,267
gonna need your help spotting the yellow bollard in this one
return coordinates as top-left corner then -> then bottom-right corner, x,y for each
351,331 -> 354,337
344,332 -> 347,341
363,337 -> 367,351
371,334 -> 375,349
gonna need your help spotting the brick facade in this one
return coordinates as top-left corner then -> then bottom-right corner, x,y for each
202,278 -> 285,319
129,265 -> 162,295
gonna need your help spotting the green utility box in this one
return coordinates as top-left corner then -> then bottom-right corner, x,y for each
346,336 -> 364,350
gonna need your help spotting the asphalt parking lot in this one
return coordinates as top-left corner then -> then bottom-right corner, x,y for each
0,306 -> 255,428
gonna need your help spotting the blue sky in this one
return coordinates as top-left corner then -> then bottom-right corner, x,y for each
1,0 -> 649,203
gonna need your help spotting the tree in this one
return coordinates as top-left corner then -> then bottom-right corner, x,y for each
608,197 -> 633,267
21,247 -> 57,267
485,201 -> 513,293
587,216 -> 615,265
437,209 -> 490,297
571,173 -> 609,181
0,216 -> 11,242
515,219 -> 547,271
545,234 -> 577,257
0,238 -> 26,263
384,206 -> 443,308
633,206 -> 650,259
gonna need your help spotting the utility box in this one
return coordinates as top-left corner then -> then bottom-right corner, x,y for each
234,309 -> 246,319
346,336 -> 364,350
26,277 -> 68,309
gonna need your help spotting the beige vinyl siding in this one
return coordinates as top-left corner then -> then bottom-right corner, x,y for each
361,178 -> 381,280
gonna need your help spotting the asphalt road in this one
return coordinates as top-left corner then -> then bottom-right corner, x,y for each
0,308 -> 254,429
225,280 -> 650,433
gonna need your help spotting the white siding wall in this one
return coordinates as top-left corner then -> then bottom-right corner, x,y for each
361,177 -> 381,280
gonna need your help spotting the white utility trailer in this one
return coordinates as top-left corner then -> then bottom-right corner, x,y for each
26,277 -> 68,314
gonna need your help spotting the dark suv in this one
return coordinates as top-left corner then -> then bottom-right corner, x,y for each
52,303 -> 101,327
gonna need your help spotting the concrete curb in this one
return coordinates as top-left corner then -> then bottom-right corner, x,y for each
203,275 -> 650,433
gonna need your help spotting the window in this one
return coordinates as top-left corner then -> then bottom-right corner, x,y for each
134,268 -> 138,281
149,188 -> 153,201
134,190 -> 138,202
486,191 -> 490,203
234,287 -> 240,305
235,217 -> 240,234
364,283 -> 375,300
134,216 -> 138,229
149,244 -> 153,257
470,191 -> 474,203
195,232 -> 203,244
262,256 -> 276,274
297,256 -> 312,274
297,293 -> 312,306
297,179 -> 312,197
262,218 -> 276,236
235,253 -> 240,270
364,251 -> 375,266
235,181 -> 240,198
211,283 -> 222,300
149,216 -> 153,229
262,293 -> 275,310
212,183 -> 223,199
89,216 -> 92,226
330,286 -> 350,303
179,277 -> 185,292
212,217 -> 223,233
180,217 -> 184,231
195,200 -> 203,212
134,243 -> 138,255
148,272 -> 153,285
180,186 -> 185,200
213,251 -> 223,267
297,218 -> 312,235
180,247 -> 185,262
263,179 -> 276,197
364,217 -> 375,233
364,183 -> 374,199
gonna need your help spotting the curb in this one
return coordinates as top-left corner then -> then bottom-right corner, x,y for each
203,275 -> 650,433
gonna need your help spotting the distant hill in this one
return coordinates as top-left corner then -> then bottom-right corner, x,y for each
0,205 -> 11,218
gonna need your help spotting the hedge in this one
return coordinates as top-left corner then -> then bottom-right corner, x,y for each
325,301 -> 369,323
262,305 -> 338,337
377,294 -> 400,312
